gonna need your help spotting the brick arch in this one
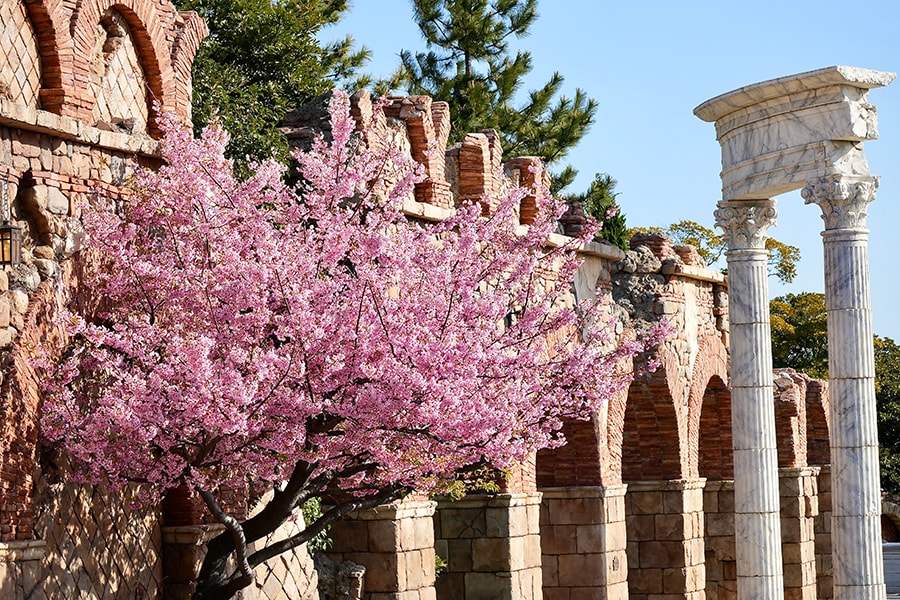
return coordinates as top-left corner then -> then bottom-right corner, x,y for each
695,375 -> 732,481
12,0 -> 74,113
620,346 -> 686,481
69,0 -> 179,131
685,334 -> 730,479
883,500 -> 900,542
805,379 -> 830,466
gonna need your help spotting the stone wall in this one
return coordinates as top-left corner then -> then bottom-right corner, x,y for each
0,0 -> 853,596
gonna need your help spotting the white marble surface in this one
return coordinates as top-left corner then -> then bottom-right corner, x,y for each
696,66 -> 893,201
716,198 -> 784,598
694,65 -> 895,122
813,175 -> 886,597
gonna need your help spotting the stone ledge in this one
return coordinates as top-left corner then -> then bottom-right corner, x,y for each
778,466 -> 822,479
704,480 -> 735,493
436,492 -> 543,511
539,484 -> 627,500
346,499 -> 436,521
0,539 -> 47,562
401,198 -> 453,222
0,98 -> 160,157
627,478 -> 707,493
161,524 -> 226,545
661,262 -> 725,284
694,65 -> 896,123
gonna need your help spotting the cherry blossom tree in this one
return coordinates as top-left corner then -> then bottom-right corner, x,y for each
40,92 -> 655,598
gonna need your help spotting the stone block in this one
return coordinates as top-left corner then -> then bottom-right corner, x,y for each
446,539 -> 473,573
629,491 -> 663,515
654,514 -> 689,541
628,567 -> 663,594
569,586 -> 606,600
435,572 -> 464,599
639,541 -> 686,568
606,549 -> 628,584
353,551 -> 404,592
439,508 -> 486,539
46,187 -> 68,215
484,507 -> 511,537
551,498 -> 603,525
705,513 -> 734,537
471,537 -> 511,572
606,521 -> 628,553
329,521 -> 369,553
541,524 -> 577,554
542,555 -> 559,587
558,554 -> 605,587
542,586 -> 569,600
625,514 -> 655,541
366,520 -> 401,552
464,572 -> 513,600
524,533 -> 542,569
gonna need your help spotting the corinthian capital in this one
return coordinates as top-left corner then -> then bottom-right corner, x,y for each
714,200 -> 778,251
801,175 -> 878,230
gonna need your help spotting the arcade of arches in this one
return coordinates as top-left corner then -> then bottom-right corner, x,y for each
0,0 -> 895,597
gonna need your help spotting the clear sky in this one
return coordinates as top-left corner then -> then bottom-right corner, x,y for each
323,0 -> 900,340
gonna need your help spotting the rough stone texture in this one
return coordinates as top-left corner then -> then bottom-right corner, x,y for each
540,486 -> 628,599
625,479 -> 706,600
611,233 -> 730,484
703,480 -> 736,600
779,467 -> 819,600
328,499 -> 437,600
0,460 -> 164,599
434,493 -> 542,600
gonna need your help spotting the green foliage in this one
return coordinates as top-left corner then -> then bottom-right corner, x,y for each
176,0 -> 368,168
566,173 -> 628,251
435,554 -> 448,576
300,497 -> 332,555
876,336 -> 900,494
628,220 -> 800,284
399,0 -> 597,189
768,293 -> 900,493
769,292 -> 829,379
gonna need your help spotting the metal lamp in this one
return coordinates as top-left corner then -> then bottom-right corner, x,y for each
0,220 -> 22,266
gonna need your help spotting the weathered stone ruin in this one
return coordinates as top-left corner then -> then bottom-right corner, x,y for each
0,0 -> 893,598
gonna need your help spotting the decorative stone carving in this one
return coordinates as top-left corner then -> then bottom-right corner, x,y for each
801,175 -> 878,230
714,200 -> 777,250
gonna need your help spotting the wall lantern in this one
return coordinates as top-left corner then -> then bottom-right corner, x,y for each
0,221 -> 22,266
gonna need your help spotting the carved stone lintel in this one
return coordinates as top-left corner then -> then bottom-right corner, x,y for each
801,175 -> 878,230
714,199 -> 777,251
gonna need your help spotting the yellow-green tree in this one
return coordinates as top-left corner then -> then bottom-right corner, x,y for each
630,220 -> 800,284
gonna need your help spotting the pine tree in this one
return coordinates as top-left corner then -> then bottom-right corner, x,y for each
400,0 -> 597,190
176,0 -> 369,167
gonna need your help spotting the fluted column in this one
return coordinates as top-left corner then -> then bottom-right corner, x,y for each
715,199 -> 784,600
803,175 -> 884,600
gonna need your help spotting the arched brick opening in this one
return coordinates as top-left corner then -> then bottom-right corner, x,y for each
621,377 -> 682,483
69,0 -> 178,134
697,376 -> 733,481
621,346 -> 707,598
536,416 -> 604,487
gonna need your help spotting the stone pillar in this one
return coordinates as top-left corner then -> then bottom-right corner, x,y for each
0,540 -> 46,599
704,480 -> 737,600
802,175 -> 885,599
328,499 -> 437,600
778,467 -> 820,600
434,493 -> 542,600
814,466 -> 834,599
625,479 -> 706,599
540,485 -> 628,600
714,199 -> 784,599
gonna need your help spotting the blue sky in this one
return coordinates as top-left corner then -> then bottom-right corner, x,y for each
323,0 -> 900,340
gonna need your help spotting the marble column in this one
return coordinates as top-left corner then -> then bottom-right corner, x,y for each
714,199 -> 784,600
802,175 -> 885,599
